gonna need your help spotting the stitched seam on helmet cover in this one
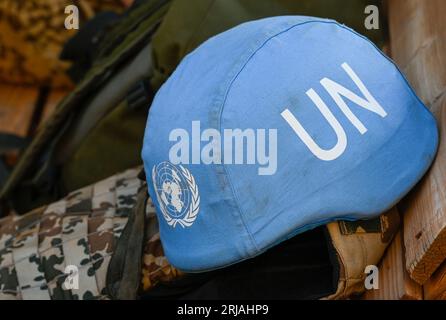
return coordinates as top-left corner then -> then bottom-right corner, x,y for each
217,19 -> 334,255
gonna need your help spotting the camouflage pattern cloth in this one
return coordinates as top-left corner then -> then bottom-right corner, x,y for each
0,164 -> 396,300
0,166 -> 180,300
141,210 -> 183,291
0,0 -> 128,88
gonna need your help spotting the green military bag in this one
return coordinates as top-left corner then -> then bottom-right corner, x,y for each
0,0 -> 172,214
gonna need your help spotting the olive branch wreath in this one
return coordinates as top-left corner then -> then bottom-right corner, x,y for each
152,164 -> 200,228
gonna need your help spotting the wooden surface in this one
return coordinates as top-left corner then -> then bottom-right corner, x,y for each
0,84 -> 39,137
424,259 -> 446,300
362,231 -> 423,300
388,0 -> 446,106
388,0 -> 446,285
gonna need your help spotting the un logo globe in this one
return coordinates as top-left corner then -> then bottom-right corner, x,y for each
152,162 -> 200,228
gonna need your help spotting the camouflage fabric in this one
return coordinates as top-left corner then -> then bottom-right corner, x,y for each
0,0 -> 128,87
0,165 -> 399,299
0,166 -> 181,300
141,209 -> 183,291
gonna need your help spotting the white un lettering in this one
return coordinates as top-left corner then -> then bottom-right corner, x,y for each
281,62 -> 387,161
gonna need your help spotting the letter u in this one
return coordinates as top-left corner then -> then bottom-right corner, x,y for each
281,88 -> 347,161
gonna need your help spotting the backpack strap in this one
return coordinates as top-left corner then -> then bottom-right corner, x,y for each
106,182 -> 147,300
0,133 -> 29,212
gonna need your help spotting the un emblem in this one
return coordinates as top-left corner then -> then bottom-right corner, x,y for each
152,162 -> 200,228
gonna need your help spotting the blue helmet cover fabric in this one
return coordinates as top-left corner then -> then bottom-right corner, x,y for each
142,16 -> 438,272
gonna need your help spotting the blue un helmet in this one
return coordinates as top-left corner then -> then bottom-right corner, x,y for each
142,16 -> 438,272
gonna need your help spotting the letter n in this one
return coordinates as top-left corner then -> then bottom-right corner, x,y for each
320,62 -> 387,135
281,88 -> 347,161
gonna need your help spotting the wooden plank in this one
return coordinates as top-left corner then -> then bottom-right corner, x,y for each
362,231 -> 423,300
388,0 -> 446,106
388,0 -> 446,284
403,96 -> 446,285
0,84 -> 38,137
424,259 -> 446,300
